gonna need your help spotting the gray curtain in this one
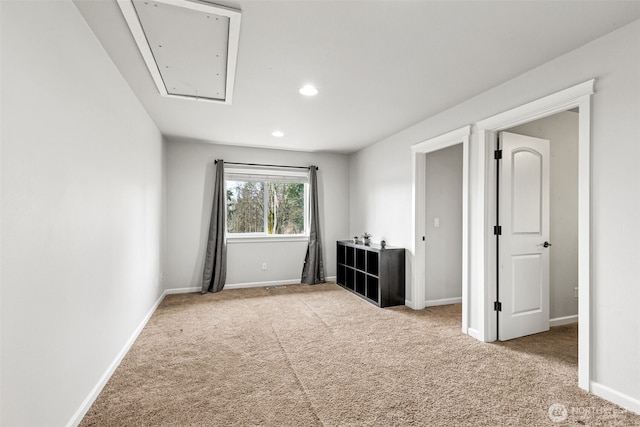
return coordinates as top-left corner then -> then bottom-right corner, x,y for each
301,166 -> 325,284
202,160 -> 227,293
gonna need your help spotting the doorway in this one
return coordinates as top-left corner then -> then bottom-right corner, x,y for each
497,110 -> 579,341
411,125 -> 470,333
425,144 -> 464,307
475,79 -> 593,390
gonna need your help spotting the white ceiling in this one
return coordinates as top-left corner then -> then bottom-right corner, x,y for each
75,1 -> 640,154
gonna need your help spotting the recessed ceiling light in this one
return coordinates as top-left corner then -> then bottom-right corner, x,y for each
299,85 -> 318,96
272,130 -> 284,137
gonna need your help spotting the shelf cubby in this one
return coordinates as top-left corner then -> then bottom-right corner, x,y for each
366,276 -> 379,303
355,271 -> 366,295
366,251 -> 379,276
346,246 -> 355,267
356,248 -> 366,271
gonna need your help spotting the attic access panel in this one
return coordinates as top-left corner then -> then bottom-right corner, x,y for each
117,0 -> 241,104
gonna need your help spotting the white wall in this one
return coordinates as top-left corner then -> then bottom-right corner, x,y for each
349,139 -> 413,300
509,111 -> 579,321
165,138 -> 349,290
350,19 -> 640,406
1,2 -> 164,426
425,144 -> 463,303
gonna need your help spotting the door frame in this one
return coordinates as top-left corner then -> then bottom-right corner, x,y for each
411,125 -> 470,334
475,79 -> 594,390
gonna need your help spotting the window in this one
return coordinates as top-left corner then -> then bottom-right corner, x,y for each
225,166 -> 309,238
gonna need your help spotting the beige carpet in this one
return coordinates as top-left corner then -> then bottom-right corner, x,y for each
81,283 -> 640,426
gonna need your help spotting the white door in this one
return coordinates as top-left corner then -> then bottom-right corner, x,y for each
498,132 -> 550,341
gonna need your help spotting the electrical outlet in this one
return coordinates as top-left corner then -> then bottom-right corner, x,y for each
262,263 -> 267,271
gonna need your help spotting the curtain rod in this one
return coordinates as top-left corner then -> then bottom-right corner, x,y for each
215,160 -> 318,170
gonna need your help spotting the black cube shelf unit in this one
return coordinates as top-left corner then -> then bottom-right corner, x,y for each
336,240 -> 405,307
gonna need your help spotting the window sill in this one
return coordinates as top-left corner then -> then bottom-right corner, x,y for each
227,234 -> 309,244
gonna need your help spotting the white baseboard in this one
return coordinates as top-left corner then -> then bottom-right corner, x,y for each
165,286 -> 201,294
225,276 -> 337,290
550,314 -> 578,327
225,278 -> 303,289
165,277 -> 339,294
67,288 -> 169,427
425,297 -> 462,307
591,381 -> 640,415
467,327 -> 481,340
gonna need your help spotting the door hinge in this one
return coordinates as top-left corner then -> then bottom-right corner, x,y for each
494,301 -> 502,312
494,149 -> 502,160
494,225 -> 502,235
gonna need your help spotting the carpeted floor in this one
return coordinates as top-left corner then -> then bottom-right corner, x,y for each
80,283 -> 640,426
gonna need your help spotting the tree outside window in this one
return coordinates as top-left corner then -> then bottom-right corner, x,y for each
226,175 -> 306,235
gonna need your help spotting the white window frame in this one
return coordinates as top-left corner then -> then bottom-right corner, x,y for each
224,166 -> 310,243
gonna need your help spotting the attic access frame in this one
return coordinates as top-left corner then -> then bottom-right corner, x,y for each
117,0 -> 241,104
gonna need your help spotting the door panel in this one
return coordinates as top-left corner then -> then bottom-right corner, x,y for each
511,254 -> 543,315
499,132 -> 550,341
512,150 -> 543,233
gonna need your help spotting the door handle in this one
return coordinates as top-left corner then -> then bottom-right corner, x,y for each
543,241 -> 552,248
